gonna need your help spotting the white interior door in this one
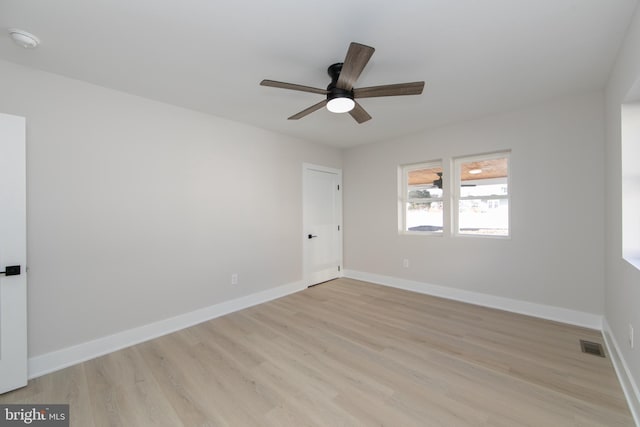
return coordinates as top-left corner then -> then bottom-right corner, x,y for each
0,113 -> 28,393
303,164 -> 342,286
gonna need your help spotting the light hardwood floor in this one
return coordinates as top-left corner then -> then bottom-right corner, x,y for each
1,278 -> 634,426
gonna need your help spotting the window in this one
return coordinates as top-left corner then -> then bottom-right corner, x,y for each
622,101 -> 640,269
399,161 -> 443,234
454,152 -> 510,237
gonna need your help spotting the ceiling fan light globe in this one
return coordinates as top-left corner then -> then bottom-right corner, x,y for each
327,97 -> 355,113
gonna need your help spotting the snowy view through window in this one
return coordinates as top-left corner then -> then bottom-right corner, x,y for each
457,181 -> 508,236
405,164 -> 443,233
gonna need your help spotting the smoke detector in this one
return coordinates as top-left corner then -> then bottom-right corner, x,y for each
8,29 -> 40,49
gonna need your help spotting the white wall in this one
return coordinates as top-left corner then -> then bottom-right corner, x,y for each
605,1 -> 640,416
344,91 -> 605,315
0,59 -> 341,358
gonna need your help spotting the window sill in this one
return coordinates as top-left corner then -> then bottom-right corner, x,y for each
400,231 -> 443,237
623,255 -> 640,272
454,233 -> 511,240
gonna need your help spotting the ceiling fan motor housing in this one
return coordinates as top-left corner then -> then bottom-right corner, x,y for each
326,63 -> 354,102
327,86 -> 353,102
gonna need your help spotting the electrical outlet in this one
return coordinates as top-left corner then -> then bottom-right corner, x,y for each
403,259 -> 409,268
630,324 -> 634,349
231,273 -> 238,285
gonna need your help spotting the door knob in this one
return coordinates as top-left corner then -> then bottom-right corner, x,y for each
0,265 -> 21,276
308,234 -> 318,239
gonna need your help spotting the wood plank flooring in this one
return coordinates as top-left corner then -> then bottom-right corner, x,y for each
1,278 -> 634,426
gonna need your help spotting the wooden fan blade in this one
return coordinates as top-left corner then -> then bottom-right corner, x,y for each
348,101 -> 372,124
354,82 -> 425,98
288,100 -> 328,120
260,80 -> 328,95
336,42 -> 375,90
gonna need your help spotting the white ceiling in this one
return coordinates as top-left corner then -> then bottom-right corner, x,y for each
0,0 -> 637,148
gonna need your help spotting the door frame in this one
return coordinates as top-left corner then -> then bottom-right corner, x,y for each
302,163 -> 343,287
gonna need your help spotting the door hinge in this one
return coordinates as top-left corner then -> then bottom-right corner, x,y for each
338,225 -> 340,231
337,184 -> 340,191
338,265 -> 341,272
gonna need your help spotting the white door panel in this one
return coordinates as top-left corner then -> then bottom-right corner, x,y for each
303,164 -> 342,286
0,113 -> 28,393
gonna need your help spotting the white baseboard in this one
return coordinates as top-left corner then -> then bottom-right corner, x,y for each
603,318 -> 640,426
28,280 -> 306,379
343,270 -> 602,330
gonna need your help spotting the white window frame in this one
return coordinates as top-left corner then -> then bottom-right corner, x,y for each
622,99 -> 640,270
399,160 -> 444,235
453,151 -> 510,238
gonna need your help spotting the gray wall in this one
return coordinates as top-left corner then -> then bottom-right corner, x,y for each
0,59 -> 342,357
605,2 -> 640,407
343,91 -> 605,314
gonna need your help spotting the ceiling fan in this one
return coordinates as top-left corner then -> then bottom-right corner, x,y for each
429,172 -> 477,189
260,42 -> 425,124
432,172 -> 443,189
